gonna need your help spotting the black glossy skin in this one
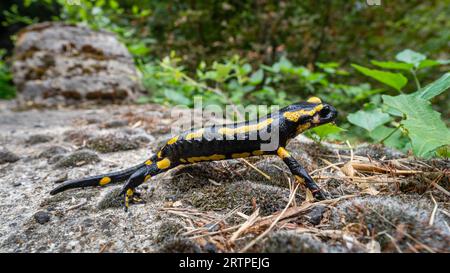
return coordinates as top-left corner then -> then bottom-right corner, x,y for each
50,98 -> 338,210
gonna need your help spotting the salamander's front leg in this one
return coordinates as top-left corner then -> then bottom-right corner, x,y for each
120,156 -> 174,211
120,167 -> 149,211
277,147 -> 326,200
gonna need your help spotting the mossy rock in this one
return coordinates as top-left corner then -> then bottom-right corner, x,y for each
86,134 -> 140,153
158,238 -> 202,253
167,162 -> 240,193
54,149 -> 100,168
330,196 -> 450,252
154,220 -> 185,244
97,187 -> 123,210
257,231 -> 335,253
38,145 -> 69,159
238,157 -> 290,188
26,134 -> 54,145
187,180 -> 295,216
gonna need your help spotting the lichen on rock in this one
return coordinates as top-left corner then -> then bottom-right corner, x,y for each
12,22 -> 144,107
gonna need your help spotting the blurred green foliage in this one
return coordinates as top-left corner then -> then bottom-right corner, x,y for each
1,0 -> 449,157
0,49 -> 16,99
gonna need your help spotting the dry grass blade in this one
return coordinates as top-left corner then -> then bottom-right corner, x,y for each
241,158 -> 271,180
350,162 -> 423,175
427,173 -> 449,197
239,184 -> 299,253
310,161 -> 345,175
428,193 -> 438,227
229,208 -> 260,244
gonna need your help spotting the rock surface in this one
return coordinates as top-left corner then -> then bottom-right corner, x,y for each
0,101 -> 448,253
12,22 -> 143,107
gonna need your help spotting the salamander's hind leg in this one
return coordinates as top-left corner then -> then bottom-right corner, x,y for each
120,157 -> 174,211
277,147 -> 327,200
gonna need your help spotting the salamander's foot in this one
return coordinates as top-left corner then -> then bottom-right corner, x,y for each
120,188 -> 144,212
311,189 -> 328,201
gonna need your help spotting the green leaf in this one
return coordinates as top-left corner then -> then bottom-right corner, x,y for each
311,123 -> 345,139
214,63 -> 233,82
369,125 -> 407,150
415,72 -> 450,100
418,59 -> 440,69
371,60 -> 413,71
382,94 -> 450,157
352,64 -> 407,91
347,108 -> 392,132
249,69 -> 264,85
395,49 -> 426,68
128,43 -> 150,56
164,89 -> 191,105
136,96 -> 152,104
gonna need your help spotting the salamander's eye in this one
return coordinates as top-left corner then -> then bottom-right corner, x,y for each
319,105 -> 331,117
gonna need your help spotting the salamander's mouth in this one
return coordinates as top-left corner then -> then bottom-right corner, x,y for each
315,104 -> 338,125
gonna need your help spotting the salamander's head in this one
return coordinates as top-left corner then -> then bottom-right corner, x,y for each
282,97 -> 338,134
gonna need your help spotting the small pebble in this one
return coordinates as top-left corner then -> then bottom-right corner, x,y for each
34,211 -> 51,224
306,205 -> 327,226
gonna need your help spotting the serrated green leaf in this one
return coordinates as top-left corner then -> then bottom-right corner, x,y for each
347,108 -> 392,132
415,72 -> 450,100
371,60 -> 414,71
382,94 -> 450,157
395,49 -> 426,67
352,64 -> 407,91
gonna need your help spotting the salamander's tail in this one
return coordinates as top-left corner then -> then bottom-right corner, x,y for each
50,163 -> 146,195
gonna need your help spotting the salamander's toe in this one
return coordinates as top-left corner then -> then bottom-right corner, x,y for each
312,189 -> 328,201
120,188 -> 145,212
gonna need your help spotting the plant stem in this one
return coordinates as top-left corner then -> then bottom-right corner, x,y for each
411,69 -> 421,90
379,125 -> 401,144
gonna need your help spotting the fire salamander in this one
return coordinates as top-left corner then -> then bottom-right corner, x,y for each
50,97 -> 338,210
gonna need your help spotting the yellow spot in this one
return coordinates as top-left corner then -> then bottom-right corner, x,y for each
167,136 -> 179,145
186,129 -> 204,140
145,159 -> 153,165
295,175 -> 306,185
277,147 -> 290,159
180,159 -> 187,163
283,105 -> 324,122
99,177 -> 111,186
307,97 -> 322,104
157,150 -> 162,158
125,188 -> 134,208
252,150 -> 264,156
231,152 -> 250,159
187,154 -> 226,163
219,118 -> 273,135
144,175 -> 151,182
157,158 -> 171,169
296,122 -> 311,133
283,111 -> 302,122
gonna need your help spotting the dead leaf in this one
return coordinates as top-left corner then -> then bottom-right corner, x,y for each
341,162 -> 355,177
